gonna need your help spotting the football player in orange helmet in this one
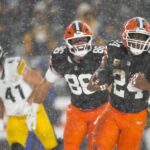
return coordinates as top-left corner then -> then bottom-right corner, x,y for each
88,17 -> 150,150
122,17 -> 150,91
121,17 -> 150,55
64,20 -> 93,57
26,20 -> 110,150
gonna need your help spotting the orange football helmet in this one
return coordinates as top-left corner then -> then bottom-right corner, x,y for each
64,20 -> 93,57
121,17 -> 150,55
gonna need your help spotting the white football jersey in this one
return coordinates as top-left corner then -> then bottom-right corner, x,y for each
0,57 -> 32,116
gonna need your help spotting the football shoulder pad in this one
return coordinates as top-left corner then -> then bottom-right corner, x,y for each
6,57 -> 26,75
51,46 -> 69,73
52,46 -> 66,55
107,40 -> 124,57
52,46 -> 67,63
108,40 -> 122,48
92,46 -> 105,54
5,57 -> 21,71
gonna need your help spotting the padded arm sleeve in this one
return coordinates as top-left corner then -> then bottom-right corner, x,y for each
45,67 -> 60,83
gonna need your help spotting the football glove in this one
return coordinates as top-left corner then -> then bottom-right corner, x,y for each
88,73 -> 109,91
131,73 -> 140,85
26,103 -> 39,131
131,72 -> 150,90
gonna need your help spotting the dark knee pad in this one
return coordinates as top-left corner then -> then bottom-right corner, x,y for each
11,143 -> 24,150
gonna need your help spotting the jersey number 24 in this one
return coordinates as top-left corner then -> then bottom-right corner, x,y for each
113,69 -> 143,99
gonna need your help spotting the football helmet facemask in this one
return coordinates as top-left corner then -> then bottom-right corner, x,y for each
122,17 -> 150,55
64,20 -> 93,57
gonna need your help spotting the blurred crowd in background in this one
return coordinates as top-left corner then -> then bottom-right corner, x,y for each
0,0 -> 149,57
0,0 -> 150,149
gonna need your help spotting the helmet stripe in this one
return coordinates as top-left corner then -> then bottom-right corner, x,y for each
72,23 -> 76,32
136,17 -> 144,28
72,21 -> 81,32
78,22 -> 82,32
75,21 -> 80,31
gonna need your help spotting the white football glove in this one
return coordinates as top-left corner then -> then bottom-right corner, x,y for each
0,119 -> 4,131
26,103 -> 39,131
131,73 -> 139,85
99,84 -> 108,91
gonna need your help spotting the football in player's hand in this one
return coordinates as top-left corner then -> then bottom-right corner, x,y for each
91,73 -> 101,85
94,69 -> 110,85
131,72 -> 149,90
87,74 -> 100,91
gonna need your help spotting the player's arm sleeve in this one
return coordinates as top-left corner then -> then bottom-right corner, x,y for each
45,67 -> 60,83
94,54 -> 113,85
